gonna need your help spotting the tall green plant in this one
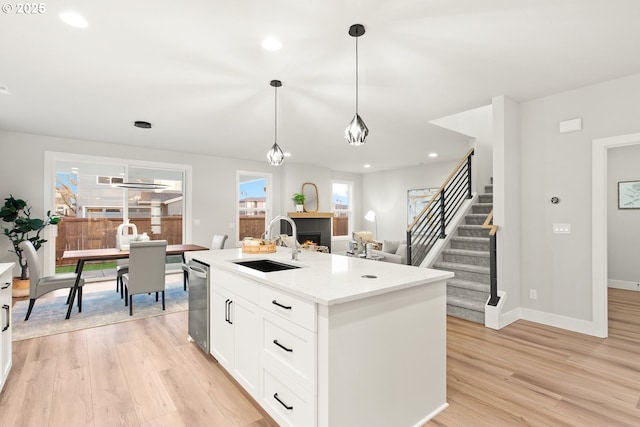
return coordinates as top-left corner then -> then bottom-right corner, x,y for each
0,195 -> 59,279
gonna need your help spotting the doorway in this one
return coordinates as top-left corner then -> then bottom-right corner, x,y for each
592,132 -> 640,337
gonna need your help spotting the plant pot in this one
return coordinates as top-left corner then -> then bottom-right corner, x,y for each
12,277 -> 29,298
295,204 -> 304,213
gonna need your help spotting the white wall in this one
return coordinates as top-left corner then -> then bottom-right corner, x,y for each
280,163 -> 331,215
361,160 -> 459,242
430,104 -> 494,192
493,96 -> 522,316
0,130 -> 283,274
607,144 -> 640,288
518,72 -> 640,325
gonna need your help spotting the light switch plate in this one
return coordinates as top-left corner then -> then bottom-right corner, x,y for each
553,223 -> 571,234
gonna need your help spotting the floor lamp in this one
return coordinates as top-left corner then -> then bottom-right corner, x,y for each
365,210 -> 377,240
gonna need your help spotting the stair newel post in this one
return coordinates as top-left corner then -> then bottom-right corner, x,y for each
439,189 -> 446,238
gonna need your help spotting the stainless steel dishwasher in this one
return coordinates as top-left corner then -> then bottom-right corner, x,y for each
187,259 -> 210,353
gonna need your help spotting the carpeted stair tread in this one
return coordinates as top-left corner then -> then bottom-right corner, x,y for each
435,261 -> 490,274
458,224 -> 487,230
442,248 -> 490,258
447,278 -> 491,293
450,236 -> 489,243
447,294 -> 486,310
465,213 -> 489,224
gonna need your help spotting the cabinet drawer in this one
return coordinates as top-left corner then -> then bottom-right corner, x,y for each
260,286 -> 316,331
212,269 -> 258,303
262,367 -> 315,427
262,313 -> 315,391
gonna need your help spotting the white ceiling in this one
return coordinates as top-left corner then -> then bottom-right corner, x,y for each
2,0 -> 640,173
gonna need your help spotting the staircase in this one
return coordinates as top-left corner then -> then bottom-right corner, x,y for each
433,183 -> 493,324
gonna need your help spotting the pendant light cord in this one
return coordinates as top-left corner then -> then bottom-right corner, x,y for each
355,35 -> 359,115
274,84 -> 278,142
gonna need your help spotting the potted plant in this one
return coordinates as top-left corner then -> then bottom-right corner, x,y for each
292,193 -> 305,212
1,195 -> 59,282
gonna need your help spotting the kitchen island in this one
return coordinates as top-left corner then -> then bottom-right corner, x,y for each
188,247 -> 453,427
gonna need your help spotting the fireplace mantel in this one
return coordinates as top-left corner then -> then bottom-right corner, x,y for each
287,212 -> 333,218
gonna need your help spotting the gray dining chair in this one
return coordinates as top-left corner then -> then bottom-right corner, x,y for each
122,240 -> 167,316
115,258 -> 128,299
181,234 -> 227,289
114,222 -> 138,298
19,240 -> 84,321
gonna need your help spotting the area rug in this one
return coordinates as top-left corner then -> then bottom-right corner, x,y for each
11,280 -> 187,341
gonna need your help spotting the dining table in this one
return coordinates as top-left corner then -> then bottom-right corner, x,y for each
61,243 -> 209,319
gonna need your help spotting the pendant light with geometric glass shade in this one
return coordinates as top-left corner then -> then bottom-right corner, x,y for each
267,79 -> 285,166
345,24 -> 369,146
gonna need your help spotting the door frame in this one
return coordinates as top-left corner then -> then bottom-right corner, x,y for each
592,132 -> 640,338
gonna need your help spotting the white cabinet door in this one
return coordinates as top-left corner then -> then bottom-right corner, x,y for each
210,284 -> 260,398
0,268 -> 12,392
210,287 -> 234,368
230,296 -> 260,397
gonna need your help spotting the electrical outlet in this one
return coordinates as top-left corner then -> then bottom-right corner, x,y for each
553,224 -> 571,234
529,289 -> 537,300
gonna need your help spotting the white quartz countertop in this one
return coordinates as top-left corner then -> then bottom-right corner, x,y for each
187,247 -> 453,306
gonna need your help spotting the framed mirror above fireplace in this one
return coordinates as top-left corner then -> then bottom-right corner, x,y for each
302,182 -> 318,212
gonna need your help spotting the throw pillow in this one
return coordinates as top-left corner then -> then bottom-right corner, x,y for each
395,244 -> 407,260
383,240 -> 400,254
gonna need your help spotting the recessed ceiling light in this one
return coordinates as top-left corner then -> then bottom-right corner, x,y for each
284,152 -> 292,157
261,37 -> 282,51
428,153 -> 438,158
0,85 -> 10,95
59,11 -> 88,28
363,164 -> 371,168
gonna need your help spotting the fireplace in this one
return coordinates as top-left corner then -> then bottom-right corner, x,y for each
298,232 -> 321,246
284,214 -> 332,252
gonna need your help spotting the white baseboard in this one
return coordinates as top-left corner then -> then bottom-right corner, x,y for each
518,308 -> 601,337
412,402 -> 449,427
608,279 -> 640,291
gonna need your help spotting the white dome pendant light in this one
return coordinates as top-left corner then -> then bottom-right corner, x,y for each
345,24 -> 369,146
267,79 -> 285,166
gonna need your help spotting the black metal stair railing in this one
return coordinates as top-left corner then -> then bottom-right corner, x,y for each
482,210 -> 500,306
406,148 -> 474,266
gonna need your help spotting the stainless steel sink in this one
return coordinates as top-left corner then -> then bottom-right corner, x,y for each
232,259 -> 301,273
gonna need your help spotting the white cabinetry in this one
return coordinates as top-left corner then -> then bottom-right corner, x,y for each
0,263 -> 13,393
197,249 -> 449,427
209,269 -> 260,398
259,286 -> 317,427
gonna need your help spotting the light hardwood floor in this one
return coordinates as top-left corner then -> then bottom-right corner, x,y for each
1,288 -> 640,426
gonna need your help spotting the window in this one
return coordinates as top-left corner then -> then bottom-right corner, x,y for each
331,181 -> 352,237
46,152 -> 190,275
237,172 -> 272,243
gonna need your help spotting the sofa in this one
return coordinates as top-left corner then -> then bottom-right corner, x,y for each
369,240 -> 408,264
349,231 -> 382,254
348,232 -> 407,264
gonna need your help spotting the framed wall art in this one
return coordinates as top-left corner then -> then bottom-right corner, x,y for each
407,187 -> 438,225
618,180 -> 640,209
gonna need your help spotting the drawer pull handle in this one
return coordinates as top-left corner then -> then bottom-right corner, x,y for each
272,300 -> 292,310
273,393 -> 293,410
2,304 -> 9,332
273,339 -> 293,353
1,282 -> 10,290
